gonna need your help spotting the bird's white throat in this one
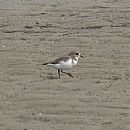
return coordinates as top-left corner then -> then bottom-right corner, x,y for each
72,58 -> 78,66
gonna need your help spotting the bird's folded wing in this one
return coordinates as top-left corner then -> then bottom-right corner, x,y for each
43,56 -> 70,65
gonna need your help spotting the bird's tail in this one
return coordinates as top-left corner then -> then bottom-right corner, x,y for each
42,62 -> 49,65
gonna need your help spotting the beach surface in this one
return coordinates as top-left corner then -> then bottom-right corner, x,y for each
0,0 -> 130,130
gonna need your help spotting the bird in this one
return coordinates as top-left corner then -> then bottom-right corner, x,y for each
42,51 -> 84,78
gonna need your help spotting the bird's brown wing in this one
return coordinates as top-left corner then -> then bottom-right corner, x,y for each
43,56 -> 70,65
51,56 -> 70,64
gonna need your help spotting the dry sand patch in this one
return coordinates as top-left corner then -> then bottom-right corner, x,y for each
0,0 -> 130,130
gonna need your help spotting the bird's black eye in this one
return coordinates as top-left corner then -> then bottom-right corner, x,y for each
76,53 -> 79,55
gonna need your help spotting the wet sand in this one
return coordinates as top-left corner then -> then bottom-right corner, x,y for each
0,0 -> 130,130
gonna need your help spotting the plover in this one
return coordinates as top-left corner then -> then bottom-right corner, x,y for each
43,51 -> 84,78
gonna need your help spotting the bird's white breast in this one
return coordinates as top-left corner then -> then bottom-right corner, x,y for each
48,58 -> 78,70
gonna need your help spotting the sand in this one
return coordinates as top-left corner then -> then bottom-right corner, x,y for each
0,0 -> 130,130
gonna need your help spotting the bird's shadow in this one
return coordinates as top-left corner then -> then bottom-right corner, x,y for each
40,72 -> 59,79
47,75 -> 59,79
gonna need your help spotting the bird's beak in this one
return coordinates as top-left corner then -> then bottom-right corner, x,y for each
80,55 -> 84,58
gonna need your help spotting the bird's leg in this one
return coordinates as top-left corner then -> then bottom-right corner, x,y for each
58,70 -> 61,78
61,70 -> 73,78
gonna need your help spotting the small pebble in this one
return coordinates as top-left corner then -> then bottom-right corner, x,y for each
39,113 -> 42,116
